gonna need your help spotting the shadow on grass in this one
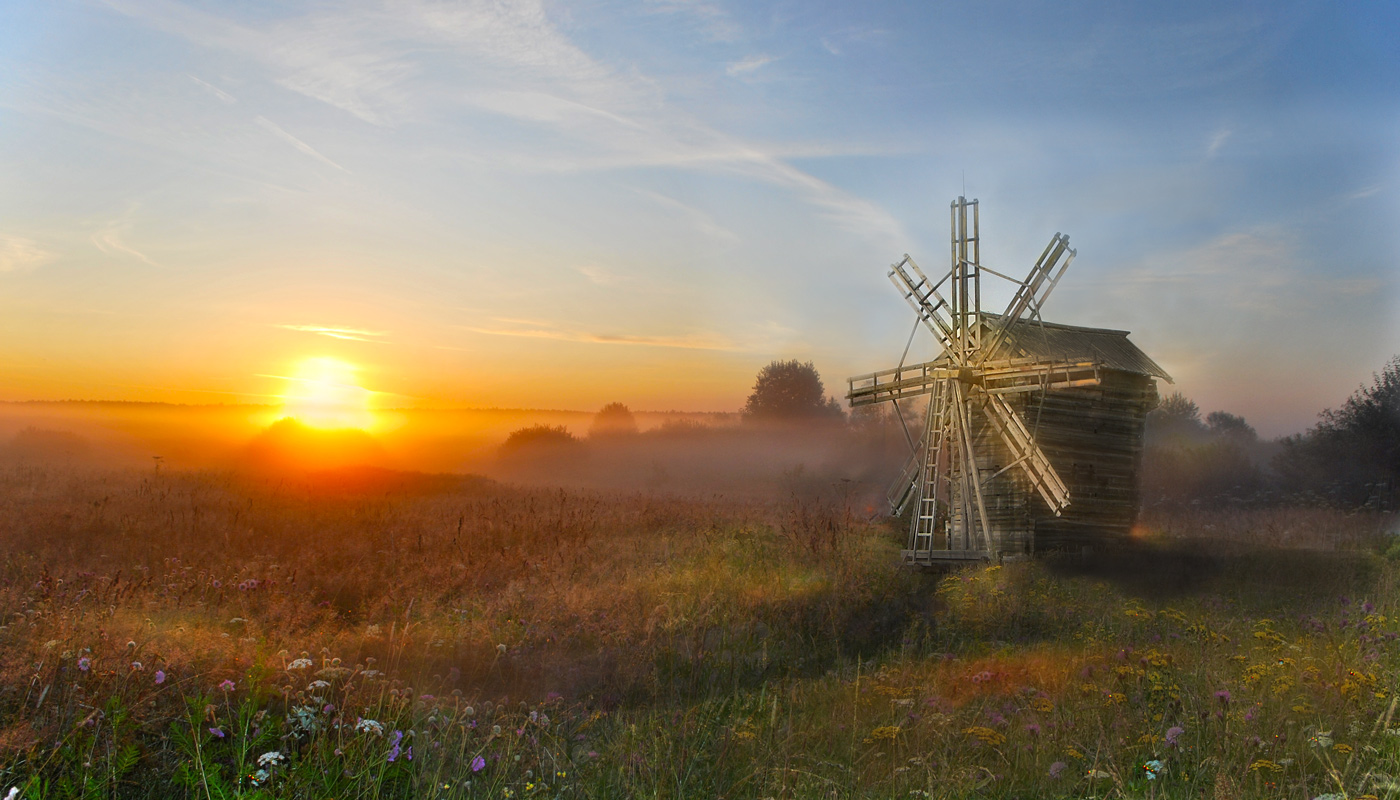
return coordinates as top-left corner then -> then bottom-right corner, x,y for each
1043,537 -> 1382,609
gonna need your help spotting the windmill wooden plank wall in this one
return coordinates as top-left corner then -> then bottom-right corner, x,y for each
847,197 -> 1170,566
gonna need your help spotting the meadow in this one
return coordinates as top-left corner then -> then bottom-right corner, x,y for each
1,464 -> 1397,799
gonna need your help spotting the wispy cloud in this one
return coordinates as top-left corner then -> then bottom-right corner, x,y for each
255,116 -> 348,172
104,0 -> 903,241
634,189 -> 738,241
574,265 -> 619,286
1345,184 -> 1383,201
726,54 -> 774,77
92,219 -> 160,268
277,324 -> 388,343
188,74 -> 236,104
463,318 -> 740,351
643,0 -> 741,42
0,234 -> 56,273
1207,128 -> 1231,158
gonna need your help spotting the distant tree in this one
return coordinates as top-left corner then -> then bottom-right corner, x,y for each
1145,391 -> 1209,445
743,360 -> 844,422
1140,394 -> 1266,507
1275,356 -> 1400,507
499,425 -> 580,455
589,402 -> 638,438
1205,411 -> 1257,444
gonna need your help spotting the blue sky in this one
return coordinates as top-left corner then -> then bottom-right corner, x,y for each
0,0 -> 1396,435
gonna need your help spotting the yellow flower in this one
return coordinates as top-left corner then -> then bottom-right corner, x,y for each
962,726 -> 1006,746
870,726 -> 901,741
1030,697 -> 1055,712
1066,748 -> 1084,760
1332,743 -> 1353,754
1247,759 -> 1283,773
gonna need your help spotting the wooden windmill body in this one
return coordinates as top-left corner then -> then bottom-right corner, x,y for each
848,198 -> 1171,566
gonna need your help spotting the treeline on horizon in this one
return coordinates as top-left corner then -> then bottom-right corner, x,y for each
1142,355 -> 1400,512
1,356 -> 1397,515
497,356 -> 1400,513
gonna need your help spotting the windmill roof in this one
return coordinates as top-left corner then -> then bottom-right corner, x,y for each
984,314 -> 1173,382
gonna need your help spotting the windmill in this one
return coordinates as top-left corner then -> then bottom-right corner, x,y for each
847,197 -> 1169,565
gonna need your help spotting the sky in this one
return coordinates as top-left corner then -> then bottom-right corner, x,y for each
0,0 -> 1397,436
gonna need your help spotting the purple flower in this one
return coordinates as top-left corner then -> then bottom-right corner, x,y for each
209,727 -> 224,738
1214,689 -> 1231,704
323,704 -> 335,714
155,670 -> 166,684
1024,723 -> 1040,736
1363,601 -> 1375,614
1048,761 -> 1067,778
471,755 -> 486,772
219,679 -> 235,692
212,579 -> 222,588
78,657 -> 91,672
1165,725 -> 1185,746
387,730 -> 403,763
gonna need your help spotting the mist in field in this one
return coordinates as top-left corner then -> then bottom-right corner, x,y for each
0,400 -> 910,508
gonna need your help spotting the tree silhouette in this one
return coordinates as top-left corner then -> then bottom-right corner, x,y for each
743,360 -> 844,422
589,402 -> 638,437
1276,356 -> 1400,506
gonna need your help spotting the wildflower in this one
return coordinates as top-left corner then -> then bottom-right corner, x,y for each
154,670 -> 166,684
1214,689 -> 1231,704
78,657 -> 91,672
1144,759 -> 1163,780
126,640 -> 137,649
465,706 -> 475,717
471,755 -> 486,772
1248,759 -> 1283,773
212,579 -> 222,588
1333,743 -> 1354,754
287,658 -> 313,670
962,726 -> 1006,746
248,768 -> 268,786
1165,725 -> 1185,746
1024,723 -> 1041,736
219,679 -> 235,692
209,727 -> 225,738
1310,731 -> 1334,749
388,730 -> 404,762
323,704 -> 335,714
1048,761 -> 1067,778
356,719 -> 384,735
257,751 -> 286,768
492,725 -> 502,736
870,726 -> 901,741
1086,769 -> 1112,779
497,644 -> 507,655
131,661 -> 143,671
307,680 -> 330,690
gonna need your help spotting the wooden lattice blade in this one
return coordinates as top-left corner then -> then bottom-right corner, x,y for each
887,255 -> 959,353
847,361 -> 957,406
979,393 -> 1071,514
980,233 -> 1075,362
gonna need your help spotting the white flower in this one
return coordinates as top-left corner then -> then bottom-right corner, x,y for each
257,751 -> 286,767
356,719 -> 384,735
496,643 -> 507,654
287,658 -> 313,670
249,768 -> 269,786
307,680 -> 331,690
6,788 -> 19,800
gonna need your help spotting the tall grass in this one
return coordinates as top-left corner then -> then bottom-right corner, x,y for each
0,465 -> 1396,798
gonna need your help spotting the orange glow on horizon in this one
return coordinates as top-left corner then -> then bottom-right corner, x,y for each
278,358 -> 375,430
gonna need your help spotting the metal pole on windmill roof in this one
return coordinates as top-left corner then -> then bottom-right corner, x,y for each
972,198 -> 980,352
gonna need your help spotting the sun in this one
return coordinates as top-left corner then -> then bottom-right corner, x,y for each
279,358 -> 374,430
